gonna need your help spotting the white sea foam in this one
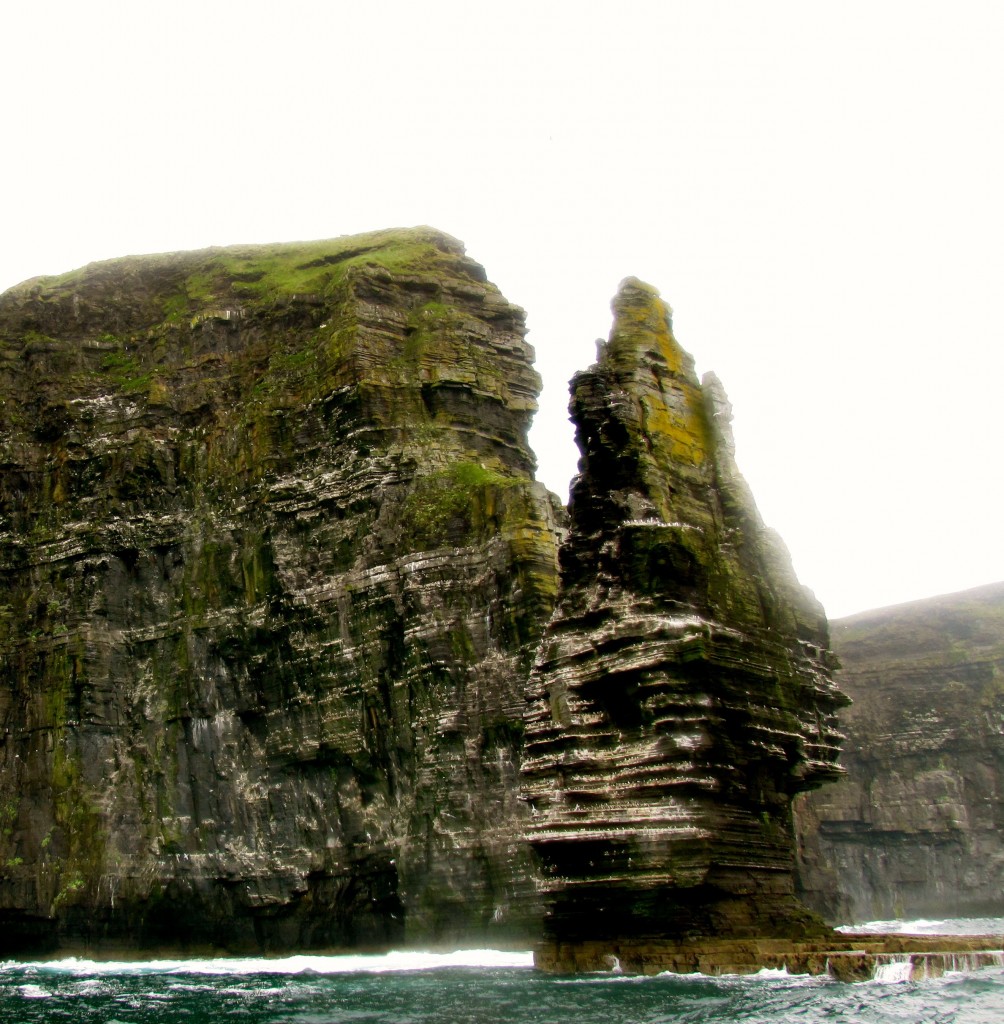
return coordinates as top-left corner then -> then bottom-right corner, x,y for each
1,948 -> 534,976
837,918 -> 1004,936
872,958 -> 914,984
556,973 -> 658,985
558,966 -> 826,988
17,984 -> 51,998
716,968 -> 826,987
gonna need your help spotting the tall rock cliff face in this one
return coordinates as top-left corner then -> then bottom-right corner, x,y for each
0,228 -> 562,952
522,279 -> 848,949
795,583 -> 1004,923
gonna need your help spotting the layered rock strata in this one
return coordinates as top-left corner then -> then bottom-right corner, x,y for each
796,583 -> 1004,922
0,228 -> 562,953
522,279 -> 848,949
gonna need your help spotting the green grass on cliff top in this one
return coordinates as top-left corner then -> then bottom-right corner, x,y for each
832,582 -> 1004,673
5,226 -> 482,313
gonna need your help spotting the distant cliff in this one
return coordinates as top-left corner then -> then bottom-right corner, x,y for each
795,583 -> 1004,923
0,231 -> 845,955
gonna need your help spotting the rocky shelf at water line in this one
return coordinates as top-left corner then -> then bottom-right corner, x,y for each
533,933 -> 1004,981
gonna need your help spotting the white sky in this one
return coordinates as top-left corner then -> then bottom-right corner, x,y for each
2,0 -> 1002,619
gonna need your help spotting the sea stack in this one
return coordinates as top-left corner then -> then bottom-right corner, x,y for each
522,278 -> 849,971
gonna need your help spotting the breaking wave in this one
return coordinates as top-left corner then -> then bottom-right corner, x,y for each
837,917 -> 1004,936
2,948 -> 535,977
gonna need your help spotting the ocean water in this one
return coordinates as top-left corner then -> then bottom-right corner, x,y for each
2,922 -> 1003,1024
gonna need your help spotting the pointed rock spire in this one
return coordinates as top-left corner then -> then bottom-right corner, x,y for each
523,279 -> 848,957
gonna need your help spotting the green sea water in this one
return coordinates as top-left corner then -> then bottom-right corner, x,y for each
2,923 -> 1003,1024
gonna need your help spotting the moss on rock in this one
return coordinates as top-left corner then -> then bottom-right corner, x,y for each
0,227 -> 561,953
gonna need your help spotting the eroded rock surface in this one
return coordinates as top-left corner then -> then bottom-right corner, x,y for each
522,278 -> 848,945
0,228 -> 562,952
796,583 -> 1004,923
0,237 -> 852,959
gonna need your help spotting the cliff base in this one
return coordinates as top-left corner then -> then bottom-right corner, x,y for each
534,933 -> 1004,981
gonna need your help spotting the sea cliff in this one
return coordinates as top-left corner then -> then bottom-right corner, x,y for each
795,583 -> 1004,922
0,229 -> 845,956
0,228 -> 562,952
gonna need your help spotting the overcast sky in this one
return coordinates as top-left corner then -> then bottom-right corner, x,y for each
3,1 -> 1002,619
